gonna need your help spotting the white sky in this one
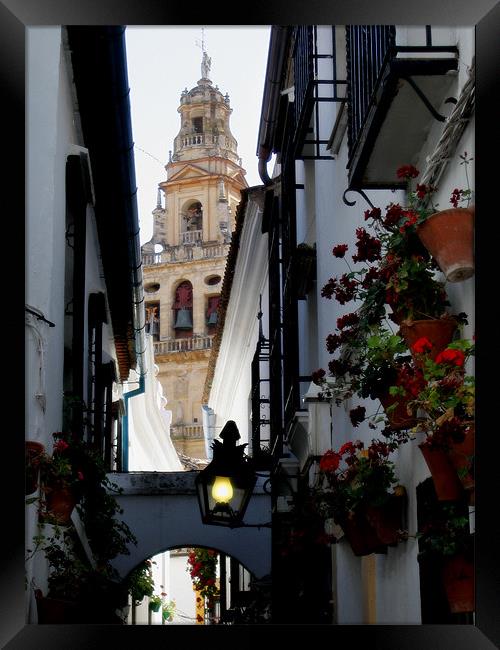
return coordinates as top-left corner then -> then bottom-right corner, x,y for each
125,26 -> 272,245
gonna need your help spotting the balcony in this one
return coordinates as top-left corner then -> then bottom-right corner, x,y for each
346,25 -> 459,189
291,26 -> 341,160
153,335 -> 213,355
142,241 -> 229,267
170,423 -> 204,439
180,230 -> 202,245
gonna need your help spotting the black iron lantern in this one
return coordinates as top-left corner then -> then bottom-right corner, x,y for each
196,420 -> 257,527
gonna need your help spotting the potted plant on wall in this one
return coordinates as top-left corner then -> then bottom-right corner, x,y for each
417,502 -> 474,614
28,431 -> 138,622
319,188 -> 467,371
37,436 -> 86,525
127,559 -> 155,607
312,325 -> 422,432
314,439 -> 407,556
149,593 -> 163,613
413,152 -> 475,283
186,547 -> 219,618
410,338 -> 475,503
30,525 -> 129,624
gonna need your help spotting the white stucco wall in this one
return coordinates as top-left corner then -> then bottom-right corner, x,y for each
26,26 -> 74,449
300,25 -> 475,625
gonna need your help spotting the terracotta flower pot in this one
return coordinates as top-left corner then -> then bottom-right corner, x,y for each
25,441 -> 45,495
365,490 -> 406,546
35,590 -> 79,623
416,207 -> 474,282
337,512 -> 387,557
418,442 -> 464,501
447,423 -> 475,502
400,318 -> 457,362
39,486 -> 76,525
380,393 -> 417,430
441,553 -> 474,613
337,509 -> 388,556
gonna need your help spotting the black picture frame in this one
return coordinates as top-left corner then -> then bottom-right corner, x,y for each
7,0 -> 499,647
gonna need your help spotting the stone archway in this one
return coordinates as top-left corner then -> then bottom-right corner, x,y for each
108,472 -> 272,580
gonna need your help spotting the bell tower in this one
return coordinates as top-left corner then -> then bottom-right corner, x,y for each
141,48 -> 247,459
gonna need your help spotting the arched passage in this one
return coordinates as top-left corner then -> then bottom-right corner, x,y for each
108,472 -> 272,581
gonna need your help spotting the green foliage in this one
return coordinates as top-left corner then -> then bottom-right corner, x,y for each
317,440 -> 399,520
418,503 -> 472,558
410,339 -> 475,446
187,548 -> 219,600
27,431 -> 137,620
127,560 -> 155,605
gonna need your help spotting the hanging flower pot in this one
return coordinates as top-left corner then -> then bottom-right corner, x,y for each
447,423 -> 475,504
416,207 -> 474,282
365,487 -> 407,547
336,509 -> 388,556
25,441 -> 45,495
35,590 -> 79,623
39,486 -> 76,525
418,442 -> 464,501
441,553 -> 474,613
400,318 -> 457,362
380,393 -> 417,430
149,597 -> 162,613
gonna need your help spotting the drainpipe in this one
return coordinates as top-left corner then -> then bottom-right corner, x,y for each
122,373 -> 145,472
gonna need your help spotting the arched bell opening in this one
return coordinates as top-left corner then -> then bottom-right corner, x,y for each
206,294 -> 220,335
172,280 -> 193,339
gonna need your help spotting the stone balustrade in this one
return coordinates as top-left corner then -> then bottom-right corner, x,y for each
142,241 -> 229,266
154,335 -> 213,355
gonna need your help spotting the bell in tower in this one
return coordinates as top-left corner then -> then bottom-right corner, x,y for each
174,308 -> 194,330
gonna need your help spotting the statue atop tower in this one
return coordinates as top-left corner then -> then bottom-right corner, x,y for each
201,50 -> 211,79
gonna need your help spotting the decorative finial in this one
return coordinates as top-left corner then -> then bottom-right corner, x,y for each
156,187 -> 162,209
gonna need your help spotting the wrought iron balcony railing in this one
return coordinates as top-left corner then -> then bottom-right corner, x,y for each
345,25 -> 459,188
346,25 -> 396,171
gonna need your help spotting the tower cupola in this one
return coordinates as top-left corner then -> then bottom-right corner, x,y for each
171,50 -> 240,165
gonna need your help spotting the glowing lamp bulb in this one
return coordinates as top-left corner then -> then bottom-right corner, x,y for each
211,476 -> 233,503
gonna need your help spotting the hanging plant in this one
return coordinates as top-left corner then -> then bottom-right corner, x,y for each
186,548 -> 219,600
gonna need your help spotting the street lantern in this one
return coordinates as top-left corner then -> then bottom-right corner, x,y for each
196,420 -> 257,527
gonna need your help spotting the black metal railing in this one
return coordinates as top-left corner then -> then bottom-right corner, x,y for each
293,26 -> 314,137
346,25 -> 396,168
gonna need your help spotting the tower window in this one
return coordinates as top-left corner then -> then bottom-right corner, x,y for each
192,117 -> 203,133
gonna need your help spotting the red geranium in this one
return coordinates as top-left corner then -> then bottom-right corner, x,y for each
396,164 -> 419,179
332,244 -> 349,258
435,348 -> 465,367
319,450 -> 341,473
412,337 -> 433,355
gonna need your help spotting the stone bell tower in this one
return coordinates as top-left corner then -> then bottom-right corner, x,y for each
141,49 -> 247,459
